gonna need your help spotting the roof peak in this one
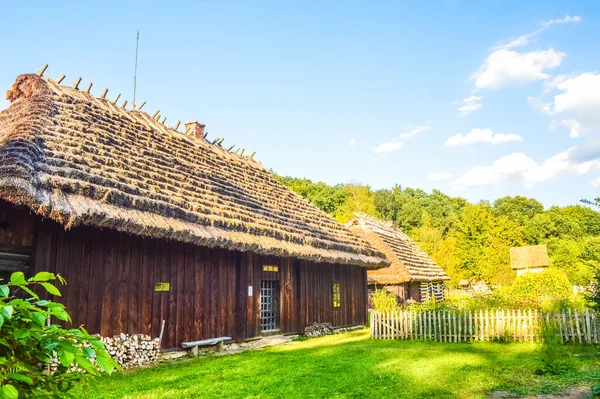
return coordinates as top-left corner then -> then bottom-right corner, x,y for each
5,68 -> 259,164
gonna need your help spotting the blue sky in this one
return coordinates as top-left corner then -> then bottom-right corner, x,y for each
1,1 -> 599,207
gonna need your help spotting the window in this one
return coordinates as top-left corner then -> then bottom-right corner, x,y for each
333,282 -> 341,308
263,265 -> 278,272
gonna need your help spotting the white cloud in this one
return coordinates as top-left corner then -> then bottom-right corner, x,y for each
348,138 -> 356,147
543,73 -> 600,138
427,172 -> 453,181
457,95 -> 483,116
444,128 -> 523,147
398,122 -> 431,139
472,16 -> 579,90
592,177 -> 600,187
473,49 -> 565,90
372,140 -> 404,153
372,122 -> 431,153
454,144 -> 600,188
497,15 -> 581,50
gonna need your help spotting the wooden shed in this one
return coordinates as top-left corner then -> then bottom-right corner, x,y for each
510,244 -> 549,276
0,73 -> 388,349
346,214 -> 449,304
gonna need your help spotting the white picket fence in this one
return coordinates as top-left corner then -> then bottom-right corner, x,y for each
370,308 -> 600,344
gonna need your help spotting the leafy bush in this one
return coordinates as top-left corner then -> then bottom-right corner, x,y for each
503,268 -> 575,310
537,322 -> 575,375
371,289 -> 400,313
0,271 -> 118,398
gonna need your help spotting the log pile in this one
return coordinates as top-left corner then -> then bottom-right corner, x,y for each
101,333 -> 160,369
305,322 -> 335,337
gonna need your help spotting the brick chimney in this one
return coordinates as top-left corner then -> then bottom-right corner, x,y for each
185,121 -> 206,141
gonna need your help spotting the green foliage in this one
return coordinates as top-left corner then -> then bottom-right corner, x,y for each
80,330 -> 600,399
537,322 -> 575,375
0,271 -> 118,398
277,175 -> 600,288
370,289 -> 400,313
502,269 -> 575,310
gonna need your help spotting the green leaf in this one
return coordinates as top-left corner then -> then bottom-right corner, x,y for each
57,274 -> 67,285
35,300 -> 49,306
31,312 -> 45,327
51,308 -> 70,322
40,282 -> 61,297
58,350 -> 75,367
75,355 -> 99,375
83,347 -> 96,358
1,305 -> 13,320
9,373 -> 33,385
0,285 -> 8,298
96,355 -> 115,375
31,272 -> 55,282
0,384 -> 18,399
13,329 -> 29,339
9,272 -> 26,285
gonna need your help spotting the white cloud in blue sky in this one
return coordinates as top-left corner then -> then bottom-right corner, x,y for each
444,128 -> 522,147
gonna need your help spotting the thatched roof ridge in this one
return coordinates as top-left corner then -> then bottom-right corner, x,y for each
346,213 -> 450,282
0,73 -> 388,268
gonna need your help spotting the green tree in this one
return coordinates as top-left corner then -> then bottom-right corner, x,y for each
334,184 -> 377,223
0,272 -> 118,398
493,195 -> 544,224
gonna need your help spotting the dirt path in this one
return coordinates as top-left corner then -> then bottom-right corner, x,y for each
490,386 -> 592,399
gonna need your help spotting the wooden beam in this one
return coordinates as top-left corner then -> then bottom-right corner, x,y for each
137,101 -> 146,110
57,74 -> 66,84
112,93 -> 121,105
152,110 -> 160,119
101,88 -> 109,99
122,100 -> 128,108
85,82 -> 93,93
249,151 -> 256,159
161,116 -> 167,124
240,148 -> 245,156
174,121 -> 181,131
38,64 -> 48,76
73,77 -> 82,90
227,144 -> 236,151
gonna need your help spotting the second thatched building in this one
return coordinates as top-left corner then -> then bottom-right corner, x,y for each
346,214 -> 450,304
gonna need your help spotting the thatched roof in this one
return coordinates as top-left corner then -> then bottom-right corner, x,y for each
510,245 -> 549,270
346,214 -> 450,282
0,73 -> 388,268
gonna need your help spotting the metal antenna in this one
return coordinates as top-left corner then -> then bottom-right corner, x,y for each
133,30 -> 140,108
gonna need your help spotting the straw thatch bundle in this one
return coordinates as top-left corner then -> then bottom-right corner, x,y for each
0,74 -> 387,268
347,214 -> 450,282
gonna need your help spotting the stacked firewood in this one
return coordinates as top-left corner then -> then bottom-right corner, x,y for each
101,333 -> 160,369
305,322 -> 335,337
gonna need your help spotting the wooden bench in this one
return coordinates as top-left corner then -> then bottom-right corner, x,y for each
181,337 -> 231,356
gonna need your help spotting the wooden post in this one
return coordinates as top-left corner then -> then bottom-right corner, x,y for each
568,309 -> 575,343
574,310 -> 582,344
586,309 -> 592,344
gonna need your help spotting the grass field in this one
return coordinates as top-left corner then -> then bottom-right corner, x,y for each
79,329 -> 600,399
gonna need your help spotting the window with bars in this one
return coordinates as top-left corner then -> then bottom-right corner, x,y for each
333,282 -> 341,308
260,280 -> 278,332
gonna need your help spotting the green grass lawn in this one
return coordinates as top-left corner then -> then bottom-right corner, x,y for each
78,329 -> 600,399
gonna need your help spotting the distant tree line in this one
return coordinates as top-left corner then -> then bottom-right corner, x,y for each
277,176 -> 600,288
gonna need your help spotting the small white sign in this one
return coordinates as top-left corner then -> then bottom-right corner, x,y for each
248,286 -> 253,296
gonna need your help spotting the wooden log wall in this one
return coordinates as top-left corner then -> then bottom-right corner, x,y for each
0,201 -> 369,349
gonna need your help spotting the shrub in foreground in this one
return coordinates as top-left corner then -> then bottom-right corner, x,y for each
0,271 -> 118,398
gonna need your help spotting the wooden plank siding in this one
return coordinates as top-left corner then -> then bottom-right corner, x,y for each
0,201 -> 368,349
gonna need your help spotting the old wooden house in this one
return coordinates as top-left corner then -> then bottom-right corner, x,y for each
346,214 -> 449,304
0,73 -> 388,349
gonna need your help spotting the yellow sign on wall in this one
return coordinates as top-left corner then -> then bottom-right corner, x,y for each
263,265 -> 278,272
154,282 -> 170,292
